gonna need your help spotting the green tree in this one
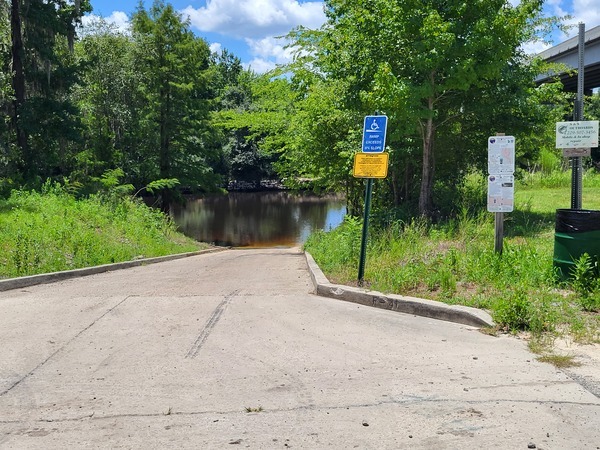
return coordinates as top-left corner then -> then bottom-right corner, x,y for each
3,0 -> 91,182
290,0 -> 560,218
279,77 -> 364,210
132,1 -> 216,209
215,72 -> 294,186
0,3 -> 16,189
72,19 -> 145,188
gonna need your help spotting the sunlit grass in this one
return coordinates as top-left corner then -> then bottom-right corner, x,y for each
0,186 -> 205,278
305,170 -> 600,343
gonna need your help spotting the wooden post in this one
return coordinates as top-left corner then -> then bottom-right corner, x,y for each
494,212 -> 504,255
494,133 -> 506,255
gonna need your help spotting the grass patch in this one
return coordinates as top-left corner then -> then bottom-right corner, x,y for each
0,184 -> 206,278
536,354 -> 582,369
245,406 -> 263,413
305,170 -> 600,344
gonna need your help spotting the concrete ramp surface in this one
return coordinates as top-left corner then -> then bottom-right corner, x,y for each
0,248 -> 599,449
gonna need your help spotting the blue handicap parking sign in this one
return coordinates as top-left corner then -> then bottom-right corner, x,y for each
362,115 -> 388,153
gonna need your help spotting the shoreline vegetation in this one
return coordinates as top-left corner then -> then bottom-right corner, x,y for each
0,182 -> 207,280
304,170 -> 600,352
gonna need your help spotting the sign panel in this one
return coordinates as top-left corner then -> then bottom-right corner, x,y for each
488,136 -> 515,174
487,174 -> 514,213
562,148 -> 592,157
353,153 -> 389,178
556,121 -> 599,149
362,115 -> 388,153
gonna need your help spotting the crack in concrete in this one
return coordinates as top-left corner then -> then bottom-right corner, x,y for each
2,396 -> 599,425
0,296 -> 131,399
185,290 -> 240,359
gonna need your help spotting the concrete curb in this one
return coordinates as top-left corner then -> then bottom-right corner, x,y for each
0,247 -> 227,292
304,252 -> 495,328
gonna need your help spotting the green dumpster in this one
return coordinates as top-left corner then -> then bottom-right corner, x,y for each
553,209 -> 600,280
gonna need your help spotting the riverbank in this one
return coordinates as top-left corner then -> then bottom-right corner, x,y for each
0,185 -> 207,279
304,172 -> 600,351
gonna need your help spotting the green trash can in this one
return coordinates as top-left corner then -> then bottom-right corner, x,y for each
553,209 -> 600,280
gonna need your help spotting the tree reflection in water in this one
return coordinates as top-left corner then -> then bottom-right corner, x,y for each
171,192 -> 346,247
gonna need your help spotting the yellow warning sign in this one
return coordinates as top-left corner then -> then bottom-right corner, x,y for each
353,153 -> 389,178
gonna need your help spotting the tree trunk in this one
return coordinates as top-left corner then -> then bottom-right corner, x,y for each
159,84 -> 172,214
418,96 -> 435,218
10,0 -> 29,176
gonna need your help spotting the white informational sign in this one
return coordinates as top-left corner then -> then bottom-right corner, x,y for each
488,136 -> 515,174
555,121 -> 599,149
487,174 -> 514,213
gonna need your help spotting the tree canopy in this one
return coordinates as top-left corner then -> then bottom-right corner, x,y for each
0,0 -> 589,221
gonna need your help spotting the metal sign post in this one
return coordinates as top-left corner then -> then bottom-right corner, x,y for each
355,113 -> 389,286
573,22 -> 585,210
357,178 -> 374,285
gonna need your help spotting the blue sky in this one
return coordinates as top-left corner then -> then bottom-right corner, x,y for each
84,0 -> 600,73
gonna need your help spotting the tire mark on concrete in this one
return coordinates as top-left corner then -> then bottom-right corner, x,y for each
186,290 -> 240,359
0,296 -> 131,398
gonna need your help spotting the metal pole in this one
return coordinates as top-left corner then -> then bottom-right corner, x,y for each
358,178 -> 373,286
572,22 -> 585,210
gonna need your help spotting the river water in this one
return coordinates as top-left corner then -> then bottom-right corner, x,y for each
171,191 -> 346,247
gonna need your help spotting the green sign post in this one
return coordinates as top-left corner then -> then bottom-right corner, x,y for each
354,114 -> 389,286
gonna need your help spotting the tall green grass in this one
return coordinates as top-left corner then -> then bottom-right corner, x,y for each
305,170 -> 600,343
0,183 -> 204,278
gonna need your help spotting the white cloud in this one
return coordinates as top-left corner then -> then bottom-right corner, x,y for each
182,0 -> 325,38
210,42 -> 223,54
546,0 -> 569,17
522,41 -> 553,55
244,58 -> 277,73
180,1 -> 324,73
569,0 -> 600,35
245,36 -> 294,64
81,11 -> 131,34
542,0 -> 600,41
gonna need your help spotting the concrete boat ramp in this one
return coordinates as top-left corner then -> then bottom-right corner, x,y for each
1,248 -> 599,449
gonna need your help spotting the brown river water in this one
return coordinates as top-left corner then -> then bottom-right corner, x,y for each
171,191 -> 346,247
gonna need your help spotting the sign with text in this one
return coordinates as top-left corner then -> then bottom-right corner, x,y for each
487,174 -> 514,213
556,121 -> 599,149
488,136 -> 515,174
361,115 -> 388,153
353,153 -> 389,178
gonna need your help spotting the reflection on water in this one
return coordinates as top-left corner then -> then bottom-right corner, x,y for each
171,191 -> 346,247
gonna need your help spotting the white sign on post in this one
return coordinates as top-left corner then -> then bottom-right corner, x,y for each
555,121 -> 599,149
487,174 -> 514,213
487,136 -> 515,174
487,135 -> 515,213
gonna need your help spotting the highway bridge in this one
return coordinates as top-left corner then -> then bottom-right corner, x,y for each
536,25 -> 600,93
